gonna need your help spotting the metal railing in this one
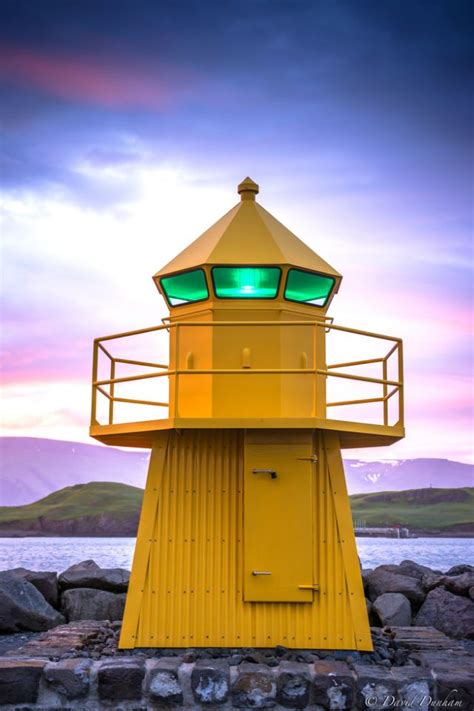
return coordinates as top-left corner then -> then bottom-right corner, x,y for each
91,320 -> 403,429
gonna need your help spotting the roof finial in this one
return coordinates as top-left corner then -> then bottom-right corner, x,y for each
238,177 -> 259,201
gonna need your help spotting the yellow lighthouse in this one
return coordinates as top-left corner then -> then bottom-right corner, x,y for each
90,178 -> 404,651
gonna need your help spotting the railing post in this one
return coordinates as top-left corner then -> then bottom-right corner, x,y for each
382,358 -> 388,426
397,341 -> 404,428
174,324 -> 180,418
109,359 -> 115,425
90,341 -> 99,426
314,321 -> 327,418
312,323 -> 317,416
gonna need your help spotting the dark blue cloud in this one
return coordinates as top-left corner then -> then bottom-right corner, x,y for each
0,0 -> 472,220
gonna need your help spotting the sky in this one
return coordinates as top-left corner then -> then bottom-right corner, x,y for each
1,0 -> 473,462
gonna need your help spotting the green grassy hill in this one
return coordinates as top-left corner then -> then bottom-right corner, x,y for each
350,487 -> 474,536
0,482 -> 143,536
0,483 -> 472,537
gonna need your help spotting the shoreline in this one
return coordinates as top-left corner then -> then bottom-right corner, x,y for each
1,532 -> 473,538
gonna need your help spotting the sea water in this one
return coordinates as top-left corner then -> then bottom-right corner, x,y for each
0,537 -> 472,573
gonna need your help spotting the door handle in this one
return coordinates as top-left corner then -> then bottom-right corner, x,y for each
252,469 -> 278,479
252,571 -> 272,576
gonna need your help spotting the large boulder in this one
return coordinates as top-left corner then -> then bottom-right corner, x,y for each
398,560 -> 439,579
59,561 -> 129,593
445,564 -> 474,576
0,575 -> 65,632
365,567 -> 425,606
373,593 -> 412,627
1,568 -> 58,607
62,560 -> 99,573
375,561 -> 438,580
421,572 -> 449,593
61,588 -> 126,621
415,587 -> 474,639
422,571 -> 474,596
446,572 -> 474,596
365,598 -> 380,626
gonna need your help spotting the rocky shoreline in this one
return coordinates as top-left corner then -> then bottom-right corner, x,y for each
0,559 -> 473,708
2,559 -> 473,641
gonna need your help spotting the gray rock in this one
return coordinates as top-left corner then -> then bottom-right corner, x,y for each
277,661 -> 310,709
62,559 -> 100,573
1,568 -> 58,607
366,597 -> 380,627
44,658 -> 91,699
354,664 -> 398,711
60,587 -> 126,621
232,663 -> 276,708
446,572 -> 474,596
147,658 -> 183,705
470,587 -> 474,601
0,575 -> 65,632
376,561 -> 439,580
59,562 -> 129,592
365,567 -> 424,605
390,667 -> 433,711
445,564 -> 474,576
97,657 -> 145,700
313,660 -> 355,710
361,569 -> 373,591
421,572 -> 449,592
0,658 -> 46,704
422,571 -> 474,596
398,560 -> 438,579
376,560 -> 441,580
415,586 -> 474,639
191,659 -> 230,705
373,593 -> 412,627
429,657 -> 474,709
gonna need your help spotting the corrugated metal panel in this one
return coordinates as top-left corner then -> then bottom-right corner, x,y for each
126,428 -> 372,651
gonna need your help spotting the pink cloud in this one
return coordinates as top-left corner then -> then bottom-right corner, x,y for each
0,44 -> 187,109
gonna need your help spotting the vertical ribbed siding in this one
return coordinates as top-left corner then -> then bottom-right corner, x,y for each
133,428 -> 371,650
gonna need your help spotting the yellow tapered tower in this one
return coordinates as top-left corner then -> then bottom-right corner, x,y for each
90,178 -> 404,651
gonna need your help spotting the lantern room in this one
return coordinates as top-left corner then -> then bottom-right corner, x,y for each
147,177 -> 344,421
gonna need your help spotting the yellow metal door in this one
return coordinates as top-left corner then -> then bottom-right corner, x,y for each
244,443 -> 314,602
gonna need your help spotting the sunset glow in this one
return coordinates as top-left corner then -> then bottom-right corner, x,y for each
1,1 -> 472,462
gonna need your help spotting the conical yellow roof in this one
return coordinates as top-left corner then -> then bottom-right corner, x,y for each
154,178 -> 341,279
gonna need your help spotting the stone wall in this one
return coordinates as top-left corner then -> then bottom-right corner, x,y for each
1,652 -> 473,709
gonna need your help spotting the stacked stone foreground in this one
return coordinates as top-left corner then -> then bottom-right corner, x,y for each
0,559 -> 473,708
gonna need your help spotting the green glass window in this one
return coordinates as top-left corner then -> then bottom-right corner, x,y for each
160,269 -> 209,306
284,269 -> 335,306
212,266 -> 281,299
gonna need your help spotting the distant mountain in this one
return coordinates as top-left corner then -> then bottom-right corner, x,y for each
344,458 -> 473,494
0,438 -> 149,506
0,437 -> 472,506
0,482 -> 471,537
